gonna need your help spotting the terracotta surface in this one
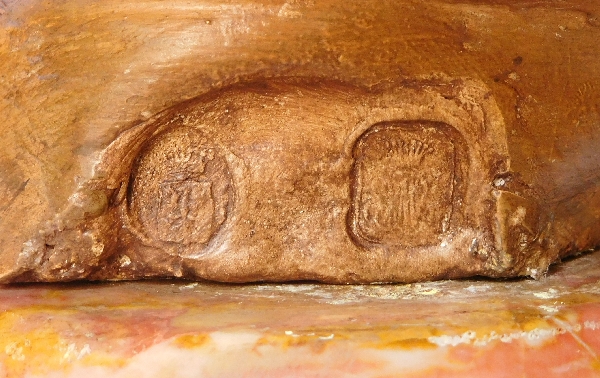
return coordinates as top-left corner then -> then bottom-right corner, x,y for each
1,251 -> 600,377
1,0 -> 600,282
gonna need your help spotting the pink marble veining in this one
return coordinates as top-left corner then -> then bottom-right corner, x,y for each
1,252 -> 600,377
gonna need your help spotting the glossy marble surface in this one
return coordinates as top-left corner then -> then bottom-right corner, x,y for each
1,251 -> 600,377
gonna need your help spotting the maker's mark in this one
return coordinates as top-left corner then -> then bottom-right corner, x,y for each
349,121 -> 457,247
127,128 -> 231,249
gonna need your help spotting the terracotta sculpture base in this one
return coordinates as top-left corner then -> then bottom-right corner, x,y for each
1,0 -> 599,283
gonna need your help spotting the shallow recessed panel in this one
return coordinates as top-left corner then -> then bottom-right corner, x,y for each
350,122 -> 457,247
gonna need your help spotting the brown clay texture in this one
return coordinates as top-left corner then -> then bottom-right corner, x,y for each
0,0 -> 599,283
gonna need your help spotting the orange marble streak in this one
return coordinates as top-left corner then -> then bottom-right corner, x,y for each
1,253 -> 600,377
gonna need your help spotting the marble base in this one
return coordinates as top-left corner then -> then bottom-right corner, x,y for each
2,251 -> 600,377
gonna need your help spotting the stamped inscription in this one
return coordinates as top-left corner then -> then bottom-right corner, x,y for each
128,128 -> 231,247
157,179 -> 222,244
350,122 -> 457,247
